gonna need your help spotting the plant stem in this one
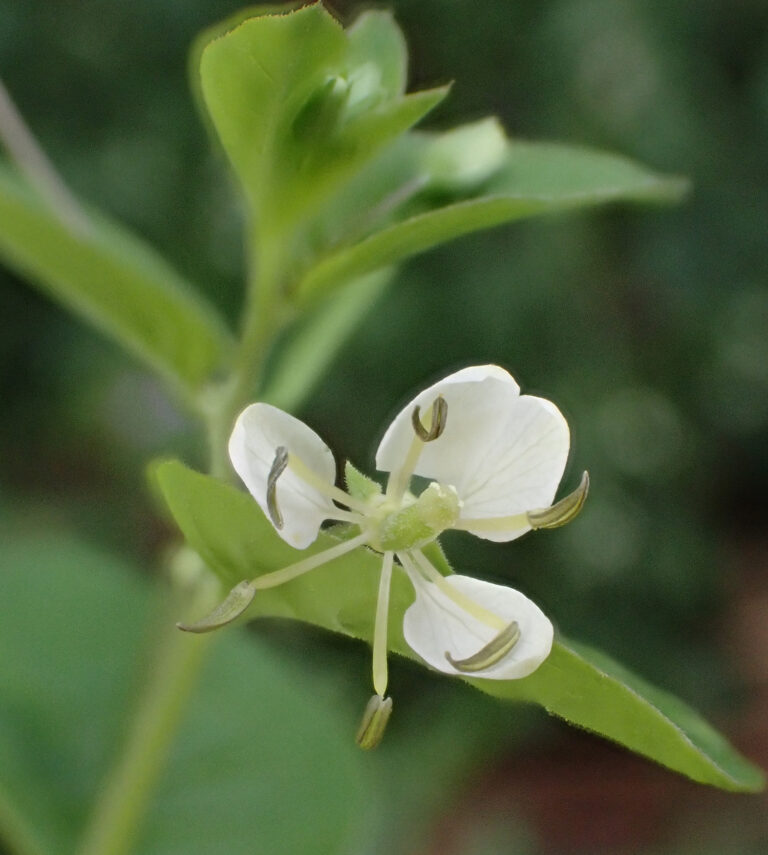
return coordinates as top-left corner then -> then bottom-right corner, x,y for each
75,216 -> 291,854
75,588 -> 214,855
227,226 -> 291,415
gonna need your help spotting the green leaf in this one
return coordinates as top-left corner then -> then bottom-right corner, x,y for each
347,10 -> 408,97
0,167 -> 233,396
0,531 -> 365,855
199,5 -> 445,226
155,460 -> 764,793
496,639 -> 766,794
295,141 -> 689,302
296,85 -> 446,216
262,268 -> 391,411
199,4 -> 347,213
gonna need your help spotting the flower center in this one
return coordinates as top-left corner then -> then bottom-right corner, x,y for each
367,482 -> 461,552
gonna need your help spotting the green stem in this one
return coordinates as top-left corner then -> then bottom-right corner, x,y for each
227,227 -> 290,415
74,218 -> 293,855
75,592 -> 214,855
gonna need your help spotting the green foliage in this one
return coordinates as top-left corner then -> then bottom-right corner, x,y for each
2,2 -> 763,852
0,532 -> 365,855
295,140 -> 688,302
198,4 -> 447,229
196,2 -> 685,315
155,459 -> 764,793
0,167 -> 232,397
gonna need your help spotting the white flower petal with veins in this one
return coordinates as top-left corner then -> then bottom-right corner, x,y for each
376,365 -> 570,541
402,571 -> 553,679
229,403 -> 337,549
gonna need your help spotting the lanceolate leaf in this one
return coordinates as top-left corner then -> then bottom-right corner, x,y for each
295,142 -> 689,303
0,167 -> 233,395
155,460 -> 764,793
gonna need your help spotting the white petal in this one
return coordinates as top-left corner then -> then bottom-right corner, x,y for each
228,403 -> 337,549
376,365 -> 518,472
376,365 -> 569,541
402,572 -> 553,680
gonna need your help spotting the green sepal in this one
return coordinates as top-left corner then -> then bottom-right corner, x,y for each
344,460 -> 382,502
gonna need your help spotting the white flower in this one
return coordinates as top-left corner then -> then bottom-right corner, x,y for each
182,365 -> 587,741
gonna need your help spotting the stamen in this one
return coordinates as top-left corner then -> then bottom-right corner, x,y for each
177,580 -> 256,634
326,509 -> 367,525
386,396 -> 447,501
251,531 -> 370,590
285,450 -> 369,514
527,470 -> 590,530
411,396 -> 448,442
266,446 -> 289,529
455,471 -> 590,534
355,694 -> 393,750
372,552 -> 394,696
445,621 -> 521,672
405,550 -> 506,631
452,513 -> 528,533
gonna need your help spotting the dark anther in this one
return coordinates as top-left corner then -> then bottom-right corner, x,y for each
411,396 -> 448,442
266,446 -> 289,529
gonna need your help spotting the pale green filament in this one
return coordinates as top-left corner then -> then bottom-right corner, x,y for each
285,451 -> 370,514
406,550 -> 506,631
456,471 -> 590,533
453,512 -> 528,533
372,552 -> 394,696
175,533 -> 371,634
251,532 -> 369,589
385,397 -> 442,501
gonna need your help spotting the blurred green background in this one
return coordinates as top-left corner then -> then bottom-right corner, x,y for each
1,0 -> 767,853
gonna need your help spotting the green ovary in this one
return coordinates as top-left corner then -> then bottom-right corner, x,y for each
374,482 -> 460,551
